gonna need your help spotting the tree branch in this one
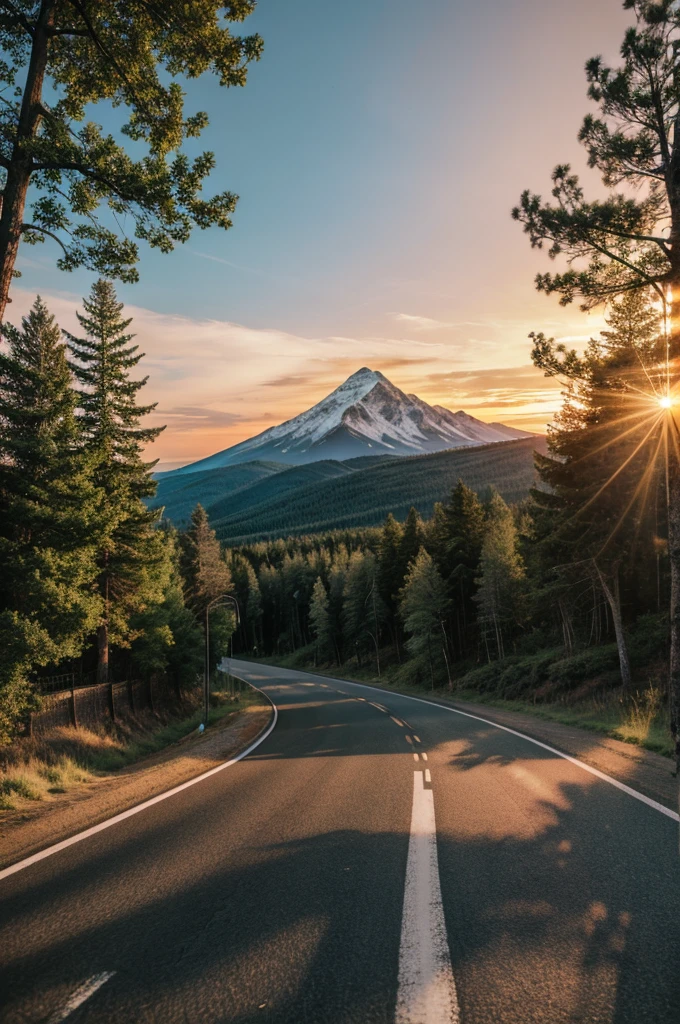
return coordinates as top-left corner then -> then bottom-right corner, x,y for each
47,26 -> 90,37
0,0 -> 35,37
20,222 -> 69,256
32,160 -> 132,199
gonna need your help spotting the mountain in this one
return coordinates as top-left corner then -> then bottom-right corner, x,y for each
152,461 -> 285,525
209,436 -> 547,544
165,367 -> 533,476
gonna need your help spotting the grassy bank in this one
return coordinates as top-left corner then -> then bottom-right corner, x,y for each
0,678 -> 255,812
251,646 -> 673,758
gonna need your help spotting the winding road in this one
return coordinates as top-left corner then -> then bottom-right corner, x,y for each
1,660 -> 678,1023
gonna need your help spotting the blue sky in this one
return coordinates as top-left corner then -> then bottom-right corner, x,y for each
13,0 -> 632,467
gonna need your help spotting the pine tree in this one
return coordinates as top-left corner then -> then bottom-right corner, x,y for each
475,493 -> 525,661
442,480 -> 486,654
399,548 -> 451,688
529,290 -> 666,688
66,279 -> 167,683
180,505 -> 232,617
0,297 -> 100,739
512,0 -> 680,768
398,507 -> 425,584
130,531 -> 202,692
309,577 -> 333,663
343,550 -> 385,671
377,513 -> 404,654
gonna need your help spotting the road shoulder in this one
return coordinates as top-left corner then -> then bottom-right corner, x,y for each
0,696 -> 273,871
292,667 -> 678,814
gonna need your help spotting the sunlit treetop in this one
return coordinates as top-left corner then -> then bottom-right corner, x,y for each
513,0 -> 680,312
0,1 -> 262,304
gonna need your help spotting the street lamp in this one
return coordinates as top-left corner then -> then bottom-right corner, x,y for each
204,594 -> 241,728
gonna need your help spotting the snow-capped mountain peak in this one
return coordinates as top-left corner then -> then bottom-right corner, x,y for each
167,368 -> 533,475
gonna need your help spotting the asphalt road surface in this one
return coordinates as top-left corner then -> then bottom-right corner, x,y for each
1,660 -> 678,1024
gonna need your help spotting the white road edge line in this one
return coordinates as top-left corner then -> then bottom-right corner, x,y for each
0,680 -> 278,882
396,771 -> 460,1024
46,971 -> 115,1023
334,678 -> 679,822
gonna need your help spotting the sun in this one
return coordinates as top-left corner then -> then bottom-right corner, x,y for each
659,395 -> 673,409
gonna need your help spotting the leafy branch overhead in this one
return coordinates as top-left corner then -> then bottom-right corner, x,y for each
512,0 -> 680,310
0,1 -> 262,308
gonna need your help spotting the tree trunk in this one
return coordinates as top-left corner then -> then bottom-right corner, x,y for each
0,1 -> 54,321
97,622 -> 109,685
594,562 -> 632,691
666,270 -> 680,811
667,454 -> 680,782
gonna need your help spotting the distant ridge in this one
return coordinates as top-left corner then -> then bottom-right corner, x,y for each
163,367 -> 533,477
205,436 -> 547,543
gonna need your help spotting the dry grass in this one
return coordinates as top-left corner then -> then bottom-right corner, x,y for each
0,687 -> 244,812
0,756 -> 91,810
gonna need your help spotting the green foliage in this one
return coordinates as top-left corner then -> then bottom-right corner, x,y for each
153,461 -> 285,525
309,577 -> 333,662
399,548 -> 450,681
179,504 -> 232,617
512,0 -> 677,311
211,438 -> 546,542
0,1 -> 262,302
475,492 -> 526,660
0,296 -> 101,737
67,280 -> 169,675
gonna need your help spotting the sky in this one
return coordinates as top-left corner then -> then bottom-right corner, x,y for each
13,0 -> 633,469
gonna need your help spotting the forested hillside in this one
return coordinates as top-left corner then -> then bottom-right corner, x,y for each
212,437 -> 545,542
153,461 -> 285,525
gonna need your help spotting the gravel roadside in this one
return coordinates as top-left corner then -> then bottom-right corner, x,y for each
0,696 -> 272,871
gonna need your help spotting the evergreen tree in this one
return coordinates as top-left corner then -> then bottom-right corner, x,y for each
399,548 -> 451,688
180,504 -> 234,676
328,549 -> 349,664
66,279 -> 167,682
425,502 -> 449,574
442,480 -> 486,654
475,493 -> 525,661
343,550 -> 385,671
181,504 -> 232,618
130,532 -> 203,693
529,290 -> 666,688
0,297 -> 100,739
377,513 -> 404,652
398,507 -> 425,582
512,0 -> 680,766
309,577 -> 333,663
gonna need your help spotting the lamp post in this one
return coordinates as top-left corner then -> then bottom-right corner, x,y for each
204,594 -> 241,727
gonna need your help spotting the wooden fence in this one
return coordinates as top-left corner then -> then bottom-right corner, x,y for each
30,678 -> 159,734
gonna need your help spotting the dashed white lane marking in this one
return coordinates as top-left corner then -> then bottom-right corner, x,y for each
421,753 -> 428,762
413,753 -> 420,762
391,716 -> 404,727
425,768 -> 432,784
405,735 -> 414,745
413,735 -> 421,744
0,684 -> 278,881
329,677 -> 679,823
370,702 -> 387,712
397,772 -> 460,1024
46,972 -> 115,1023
